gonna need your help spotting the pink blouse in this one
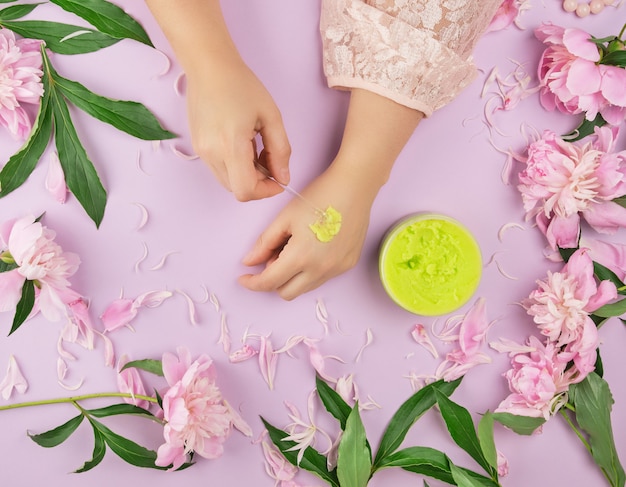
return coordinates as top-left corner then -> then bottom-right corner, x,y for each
320,0 -> 502,116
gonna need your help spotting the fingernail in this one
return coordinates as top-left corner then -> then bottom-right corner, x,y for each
242,250 -> 255,264
279,168 -> 290,184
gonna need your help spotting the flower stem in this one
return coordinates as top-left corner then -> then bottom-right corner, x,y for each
0,392 -> 158,411
559,408 -> 591,454
619,23 -> 626,41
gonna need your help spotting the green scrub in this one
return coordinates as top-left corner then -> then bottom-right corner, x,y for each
309,206 -> 342,243
380,215 -> 482,315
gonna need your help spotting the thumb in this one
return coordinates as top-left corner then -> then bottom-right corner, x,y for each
258,112 -> 291,185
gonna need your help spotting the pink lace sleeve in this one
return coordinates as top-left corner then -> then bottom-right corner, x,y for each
320,0 -> 502,116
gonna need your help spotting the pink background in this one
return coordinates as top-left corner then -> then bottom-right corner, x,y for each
0,1 -> 625,486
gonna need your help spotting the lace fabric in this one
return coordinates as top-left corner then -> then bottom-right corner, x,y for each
320,0 -> 502,116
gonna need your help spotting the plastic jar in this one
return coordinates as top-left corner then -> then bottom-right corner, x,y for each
379,213 -> 482,315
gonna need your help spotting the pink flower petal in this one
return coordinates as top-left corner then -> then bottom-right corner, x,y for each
563,28 -> 600,62
410,324 -> 439,358
45,151 -> 67,204
600,65 -> 626,106
565,59 -> 601,96
0,270 -> 25,312
134,290 -> 172,308
0,355 -> 28,400
229,345 -> 258,363
583,201 -> 626,234
100,298 -> 136,332
224,400 -> 253,437
117,355 -> 149,409
259,336 -> 277,390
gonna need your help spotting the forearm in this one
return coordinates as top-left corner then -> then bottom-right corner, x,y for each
144,0 -> 242,78
331,88 -> 423,200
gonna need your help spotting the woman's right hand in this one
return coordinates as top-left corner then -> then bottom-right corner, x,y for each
186,58 -> 291,201
145,0 -> 291,201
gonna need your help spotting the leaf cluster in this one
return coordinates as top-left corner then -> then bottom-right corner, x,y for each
566,373 -> 626,487
0,0 -> 176,227
262,376 -> 538,487
28,402 -> 167,472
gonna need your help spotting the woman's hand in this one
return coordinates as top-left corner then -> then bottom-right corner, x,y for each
145,0 -> 291,201
186,60 -> 291,201
238,162 -> 374,300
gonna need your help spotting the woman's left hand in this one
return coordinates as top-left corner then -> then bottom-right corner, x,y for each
238,162 -> 374,300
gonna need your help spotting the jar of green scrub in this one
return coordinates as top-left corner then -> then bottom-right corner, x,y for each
379,213 -> 482,316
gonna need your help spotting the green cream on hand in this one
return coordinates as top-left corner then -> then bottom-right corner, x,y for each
309,206 -> 342,243
380,215 -> 482,315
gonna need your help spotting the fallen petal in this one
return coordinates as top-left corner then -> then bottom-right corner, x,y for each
0,355 -> 28,400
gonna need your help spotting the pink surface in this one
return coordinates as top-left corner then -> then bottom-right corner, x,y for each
0,2 -> 624,486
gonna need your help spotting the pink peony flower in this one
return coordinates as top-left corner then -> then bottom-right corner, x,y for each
523,248 -> 616,380
496,336 -> 570,419
0,215 -> 80,322
535,23 -> 626,125
155,347 -> 233,470
0,28 -> 43,139
518,126 -> 626,249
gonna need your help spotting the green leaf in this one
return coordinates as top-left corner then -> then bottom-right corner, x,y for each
434,389 -> 493,477
0,1 -> 17,3
379,447 -> 500,487
594,350 -> 604,378
562,113 -> 607,142
600,50 -> 626,67
373,378 -> 461,469
87,403 -> 157,421
0,260 -> 18,273
261,417 -> 339,487
570,372 -> 625,487
74,423 -> 106,473
0,3 -> 41,21
9,279 -> 35,335
155,389 -> 163,409
593,298 -> 626,318
557,246 -> 577,263
91,418 -> 164,469
477,412 -> 498,471
50,85 -> 107,227
492,412 -> 545,436
377,446 -> 452,483
120,359 -> 164,377
28,414 -> 84,447
337,404 -> 371,487
614,196 -> 626,210
316,374 -> 352,429
0,77 -> 53,198
2,20 -> 119,54
450,462 -> 491,487
52,73 -> 175,140
49,0 -> 152,46
593,261 -> 626,296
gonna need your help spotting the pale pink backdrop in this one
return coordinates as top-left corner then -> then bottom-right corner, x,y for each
0,1 -> 624,486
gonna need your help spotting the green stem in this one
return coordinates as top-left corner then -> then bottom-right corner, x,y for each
0,392 -> 158,412
619,22 -> 626,41
559,409 -> 591,454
